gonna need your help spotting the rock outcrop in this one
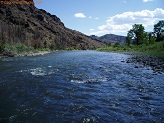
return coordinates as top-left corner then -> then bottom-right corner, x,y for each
0,0 -> 103,50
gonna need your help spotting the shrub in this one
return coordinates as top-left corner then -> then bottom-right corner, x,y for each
107,43 -> 112,47
3,43 -> 30,54
0,42 -> 5,53
16,43 -> 28,53
113,42 -> 120,47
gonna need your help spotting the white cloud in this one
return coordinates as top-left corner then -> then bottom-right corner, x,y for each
123,0 -> 126,3
90,29 -> 94,31
95,17 -> 99,20
143,0 -> 154,2
89,16 -> 92,19
91,8 -> 164,36
74,13 -> 86,18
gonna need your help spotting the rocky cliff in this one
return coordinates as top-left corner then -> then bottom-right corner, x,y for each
0,0 -> 103,50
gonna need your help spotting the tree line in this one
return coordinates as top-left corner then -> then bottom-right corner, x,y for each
126,20 -> 164,46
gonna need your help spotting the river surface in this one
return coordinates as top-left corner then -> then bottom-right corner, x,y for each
0,51 -> 164,123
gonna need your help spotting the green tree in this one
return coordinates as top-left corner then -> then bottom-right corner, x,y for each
127,24 -> 145,45
126,34 -> 131,46
142,32 -> 149,45
127,29 -> 135,44
147,32 -> 156,44
133,24 -> 145,45
154,20 -> 164,41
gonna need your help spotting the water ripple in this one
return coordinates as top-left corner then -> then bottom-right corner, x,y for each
0,51 -> 164,122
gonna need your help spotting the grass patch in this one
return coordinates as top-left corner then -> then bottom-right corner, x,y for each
130,50 -> 164,58
97,41 -> 164,58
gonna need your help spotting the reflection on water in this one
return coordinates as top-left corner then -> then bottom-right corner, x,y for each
0,51 -> 164,122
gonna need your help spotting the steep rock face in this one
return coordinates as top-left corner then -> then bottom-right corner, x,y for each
0,0 -> 103,50
91,34 -> 126,44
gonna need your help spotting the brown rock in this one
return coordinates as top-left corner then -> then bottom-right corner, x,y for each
0,0 -> 103,50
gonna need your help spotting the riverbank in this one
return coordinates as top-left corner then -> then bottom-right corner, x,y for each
102,50 -> 164,74
97,41 -> 164,58
122,54 -> 164,74
0,51 -> 52,58
97,41 -> 164,73
17,51 -> 52,57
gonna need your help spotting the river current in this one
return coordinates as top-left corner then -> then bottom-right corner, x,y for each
0,51 -> 163,122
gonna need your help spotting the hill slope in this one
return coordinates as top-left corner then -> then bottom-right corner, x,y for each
91,34 -> 126,44
0,0 -> 103,51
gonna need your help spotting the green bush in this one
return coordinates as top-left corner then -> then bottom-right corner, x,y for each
0,42 -> 5,53
162,41 -> 164,49
3,43 -> 33,54
16,43 -> 28,53
107,43 -> 112,47
113,42 -> 120,47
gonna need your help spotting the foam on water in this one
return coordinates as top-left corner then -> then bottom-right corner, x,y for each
30,68 -> 46,76
30,67 -> 55,76
71,77 -> 107,84
1,51 -> 164,123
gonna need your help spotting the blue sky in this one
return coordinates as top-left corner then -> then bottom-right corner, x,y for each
34,0 -> 164,36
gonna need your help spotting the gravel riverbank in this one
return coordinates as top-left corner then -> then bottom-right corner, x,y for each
125,55 -> 164,74
17,51 -> 51,57
0,51 -> 51,58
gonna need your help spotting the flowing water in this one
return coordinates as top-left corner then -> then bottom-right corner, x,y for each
0,51 -> 164,123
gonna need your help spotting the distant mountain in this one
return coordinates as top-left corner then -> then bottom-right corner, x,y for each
0,0 -> 103,50
91,34 -> 126,44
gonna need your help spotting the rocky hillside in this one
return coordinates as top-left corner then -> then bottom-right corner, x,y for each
91,34 -> 126,44
0,0 -> 103,50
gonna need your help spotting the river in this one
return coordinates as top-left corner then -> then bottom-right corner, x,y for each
0,51 -> 163,122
